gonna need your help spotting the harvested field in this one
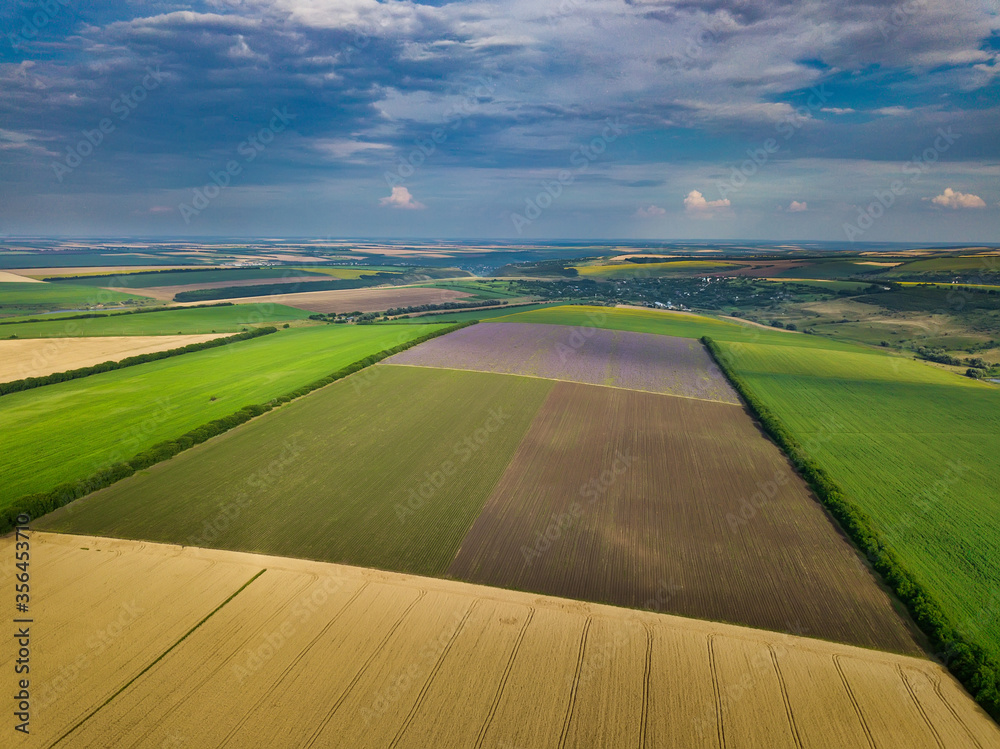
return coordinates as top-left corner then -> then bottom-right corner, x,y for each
449,381 -> 919,653
37,366 -> 552,576
386,322 -> 740,403
7,532 -> 997,748
0,334 -> 221,381
175,285 -> 473,313
0,271 -> 43,283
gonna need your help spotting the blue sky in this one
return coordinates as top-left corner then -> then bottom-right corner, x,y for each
1,0 -> 997,241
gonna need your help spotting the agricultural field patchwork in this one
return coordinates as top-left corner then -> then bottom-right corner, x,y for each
386,322 -> 739,403
198,285 -> 475,313
0,324 -> 446,511
715,339 -> 1000,662
7,533 -> 997,749
0,334 -> 222,381
38,366 -> 553,576
449,380 -> 918,653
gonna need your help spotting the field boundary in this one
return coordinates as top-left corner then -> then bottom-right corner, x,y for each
383,361 -> 742,406
0,326 -> 277,396
702,335 -> 1000,722
1,321 -> 474,535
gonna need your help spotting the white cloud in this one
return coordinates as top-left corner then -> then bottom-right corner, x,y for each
788,200 -> 808,212
379,186 -> 425,210
821,107 -> 855,115
930,187 -> 987,209
872,106 -> 909,116
683,189 -> 730,217
634,204 -> 666,218
312,138 -> 390,160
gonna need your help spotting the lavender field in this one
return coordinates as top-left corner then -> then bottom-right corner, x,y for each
385,322 -> 739,404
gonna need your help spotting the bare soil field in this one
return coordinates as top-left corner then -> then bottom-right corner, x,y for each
5,532 -> 996,748
449,381 -> 920,654
386,323 -> 740,404
175,285 -> 473,313
0,334 -> 221,381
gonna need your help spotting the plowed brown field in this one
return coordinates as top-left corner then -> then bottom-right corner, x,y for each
448,381 -> 919,654
5,533 -> 996,748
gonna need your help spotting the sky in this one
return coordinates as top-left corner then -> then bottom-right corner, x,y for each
0,0 -> 998,242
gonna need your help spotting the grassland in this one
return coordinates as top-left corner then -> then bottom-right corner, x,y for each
0,334 -> 222,381
448,380 -> 918,653
714,339 -> 1000,664
0,282 -> 152,317
38,365 -> 552,574
494,304 -> 864,350
391,301 -> 564,323
0,303 -> 309,338
290,265 -> 405,279
11,533 -> 998,748
0,324 -> 445,510
575,260 -> 737,278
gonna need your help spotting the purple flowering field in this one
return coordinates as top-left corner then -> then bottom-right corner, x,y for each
384,322 -> 739,404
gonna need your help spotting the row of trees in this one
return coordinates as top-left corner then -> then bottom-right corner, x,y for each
702,336 -> 1000,721
0,326 -> 276,397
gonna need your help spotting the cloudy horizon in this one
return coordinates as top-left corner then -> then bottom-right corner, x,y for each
1,0 -> 997,242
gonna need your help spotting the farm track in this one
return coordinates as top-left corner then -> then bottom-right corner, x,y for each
9,533 -> 998,748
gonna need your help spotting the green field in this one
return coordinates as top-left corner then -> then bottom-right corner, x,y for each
493,304 -> 864,350
391,302 -> 565,324
37,365 -> 553,575
48,267 -> 330,287
0,303 -> 310,338
0,282 -> 152,317
887,256 -> 1000,277
292,265 -> 404,279
423,279 -> 526,300
0,324 -> 445,510
716,339 -> 1000,662
574,260 -> 736,279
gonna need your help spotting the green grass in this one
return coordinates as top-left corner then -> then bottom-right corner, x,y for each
887,256 -> 1000,276
717,340 -> 1000,662
0,303 -> 310,338
390,302 -> 565,324
574,260 -> 736,279
37,366 -> 553,576
423,280 -> 526,300
288,265 -> 404,279
0,324 -> 446,511
0,282 -> 152,317
493,304 -> 864,350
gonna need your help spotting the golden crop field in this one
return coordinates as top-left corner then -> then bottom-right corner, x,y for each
5,532 -> 997,748
0,335 -> 222,382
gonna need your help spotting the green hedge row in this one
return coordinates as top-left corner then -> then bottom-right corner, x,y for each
0,326 -> 277,397
702,336 -> 1000,721
0,302 -> 235,327
2,321 -> 474,535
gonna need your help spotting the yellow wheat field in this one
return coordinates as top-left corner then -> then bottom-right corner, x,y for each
3,532 -> 997,748
0,335 -> 222,382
